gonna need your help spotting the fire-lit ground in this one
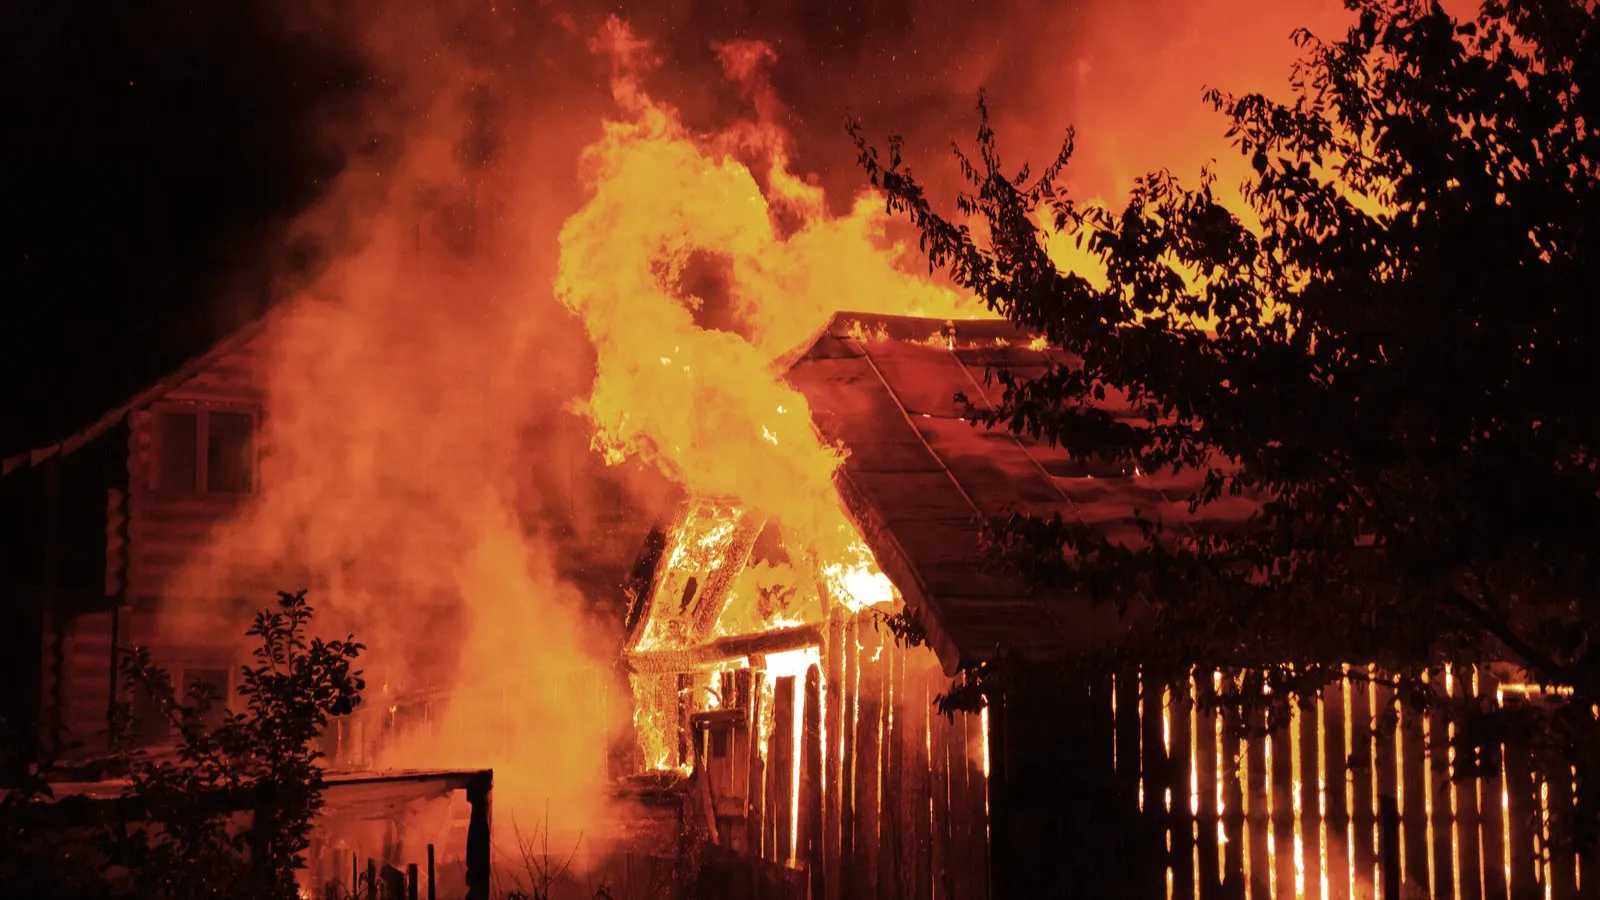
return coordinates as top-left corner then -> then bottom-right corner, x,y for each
117,0 -> 1405,889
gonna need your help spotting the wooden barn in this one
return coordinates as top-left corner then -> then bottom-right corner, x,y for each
620,312 -> 1587,900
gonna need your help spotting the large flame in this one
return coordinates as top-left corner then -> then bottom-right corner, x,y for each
557,17 -> 989,569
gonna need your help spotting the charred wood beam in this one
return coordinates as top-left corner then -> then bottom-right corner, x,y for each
623,625 -> 824,675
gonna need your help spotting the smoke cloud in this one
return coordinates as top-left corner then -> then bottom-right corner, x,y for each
153,0 -> 1362,876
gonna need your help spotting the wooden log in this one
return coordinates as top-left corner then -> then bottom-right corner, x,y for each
878,638 -> 903,900
1299,691 -> 1324,900
840,619 -> 860,898
1195,672 -> 1224,900
854,621 -> 885,895
825,613 -> 846,900
1350,674 -> 1378,899
804,665 -> 824,900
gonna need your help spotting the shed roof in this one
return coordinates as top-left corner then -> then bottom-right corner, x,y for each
785,312 -> 1260,675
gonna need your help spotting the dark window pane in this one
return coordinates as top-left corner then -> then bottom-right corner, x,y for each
132,679 -> 168,746
206,412 -> 254,493
152,412 -> 198,491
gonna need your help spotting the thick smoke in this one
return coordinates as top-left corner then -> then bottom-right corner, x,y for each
157,0 -> 1359,875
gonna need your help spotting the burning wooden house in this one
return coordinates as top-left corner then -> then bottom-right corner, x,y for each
621,312 -> 1587,900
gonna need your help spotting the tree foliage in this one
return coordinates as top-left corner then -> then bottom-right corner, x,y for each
0,590 -> 364,899
855,0 -> 1600,839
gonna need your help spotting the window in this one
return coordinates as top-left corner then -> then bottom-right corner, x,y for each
130,665 -> 233,745
150,406 -> 257,494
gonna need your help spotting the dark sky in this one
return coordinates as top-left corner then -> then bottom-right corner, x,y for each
3,0 -> 1319,458
3,0 -> 365,455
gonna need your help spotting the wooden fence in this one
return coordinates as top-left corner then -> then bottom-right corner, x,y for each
1105,665 -> 1585,900
698,610 -> 990,900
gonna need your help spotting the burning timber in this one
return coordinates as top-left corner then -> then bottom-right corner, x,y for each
615,312 -> 1591,900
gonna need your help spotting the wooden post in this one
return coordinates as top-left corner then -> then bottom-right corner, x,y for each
1220,686 -> 1246,900
1380,793 -> 1401,900
930,693 -> 951,900
1400,699 -> 1429,895
367,859 -> 377,900
1299,691 -> 1324,900
427,844 -> 436,900
746,655 -> 768,860
1141,672 -> 1170,900
1374,679 -> 1400,898
840,618 -> 860,897
466,772 -> 493,900
1247,705 -> 1272,900
803,664 -> 824,900
824,612 -> 846,900
771,675 -> 797,865
1272,705 -> 1297,898
854,624 -> 884,895
906,663 -> 933,900
1195,672 -> 1223,900
1322,675 -> 1351,900
1426,677 -> 1455,900
409,863 -> 421,900
877,638 -> 902,900
1168,674 -> 1195,900
1350,674 -> 1377,898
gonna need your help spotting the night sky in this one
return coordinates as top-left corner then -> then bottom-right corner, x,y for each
3,1 -> 365,456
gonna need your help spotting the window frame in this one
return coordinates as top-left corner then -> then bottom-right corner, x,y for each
146,401 -> 261,497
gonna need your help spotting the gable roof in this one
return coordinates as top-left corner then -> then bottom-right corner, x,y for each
785,312 -> 1260,675
1,313 -> 277,478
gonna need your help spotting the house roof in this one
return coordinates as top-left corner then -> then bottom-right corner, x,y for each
0,312 -> 276,478
785,312 -> 1260,675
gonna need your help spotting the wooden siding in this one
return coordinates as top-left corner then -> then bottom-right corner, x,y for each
682,609 -> 991,899
1031,665 -> 1589,900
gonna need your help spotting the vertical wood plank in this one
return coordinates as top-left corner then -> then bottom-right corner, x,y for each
1170,674 -> 1196,900
1477,669 -> 1508,900
905,663 -> 932,900
1117,671 -> 1143,808
1247,705 -> 1272,900
878,638 -> 903,900
1196,673 -> 1224,900
1221,681 -> 1248,900
1427,676 -> 1456,900
1399,694 -> 1430,896
944,706 -> 974,900
930,696 -> 951,900
1451,671 -> 1484,900
1323,676 -> 1352,900
1369,675 -> 1395,890
855,626 -> 885,896
1272,703 -> 1297,899
825,614 -> 846,900
1504,712 -> 1539,900
804,665 -> 825,900
747,657 -> 768,860
1546,762 -> 1577,900
1350,675 -> 1378,900
841,619 -> 860,897
964,707 -> 990,899
770,675 -> 796,864
1142,673 -> 1172,900
1300,691 -> 1325,900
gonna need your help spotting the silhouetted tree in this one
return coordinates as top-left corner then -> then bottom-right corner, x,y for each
856,0 -> 1600,843
0,590 -> 364,899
